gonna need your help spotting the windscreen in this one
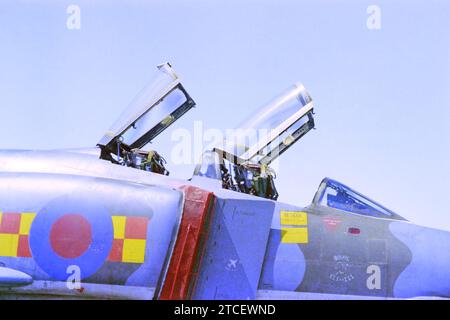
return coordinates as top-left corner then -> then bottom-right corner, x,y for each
315,178 -> 406,220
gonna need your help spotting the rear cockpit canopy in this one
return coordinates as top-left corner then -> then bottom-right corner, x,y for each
214,83 -> 314,166
194,83 -> 315,200
312,178 -> 406,220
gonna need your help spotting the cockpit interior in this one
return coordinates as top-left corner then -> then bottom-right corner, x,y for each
312,178 -> 406,220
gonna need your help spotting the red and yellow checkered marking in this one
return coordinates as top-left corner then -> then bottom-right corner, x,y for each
0,212 -> 149,263
108,216 -> 149,263
0,212 -> 35,257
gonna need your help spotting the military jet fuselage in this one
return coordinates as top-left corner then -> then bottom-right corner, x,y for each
0,63 -> 448,300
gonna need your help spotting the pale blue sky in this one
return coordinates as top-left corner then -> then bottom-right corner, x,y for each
0,0 -> 449,230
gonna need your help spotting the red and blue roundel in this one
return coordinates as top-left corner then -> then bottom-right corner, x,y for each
29,196 -> 113,281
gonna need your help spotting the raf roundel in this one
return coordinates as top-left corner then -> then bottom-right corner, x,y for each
29,196 -> 113,281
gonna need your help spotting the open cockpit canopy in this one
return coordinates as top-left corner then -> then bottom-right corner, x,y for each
195,83 -> 315,200
98,63 -> 195,173
214,83 -> 314,166
98,63 -> 195,152
312,178 -> 406,220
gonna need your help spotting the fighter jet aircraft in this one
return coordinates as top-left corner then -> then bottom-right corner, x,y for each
0,63 -> 449,300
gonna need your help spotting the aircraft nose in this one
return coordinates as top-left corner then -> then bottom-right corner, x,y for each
390,222 -> 450,298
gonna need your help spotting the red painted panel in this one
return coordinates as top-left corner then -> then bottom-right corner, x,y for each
159,185 -> 215,300
125,216 -> 149,239
17,235 -> 31,257
107,239 -> 124,262
0,213 -> 21,234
